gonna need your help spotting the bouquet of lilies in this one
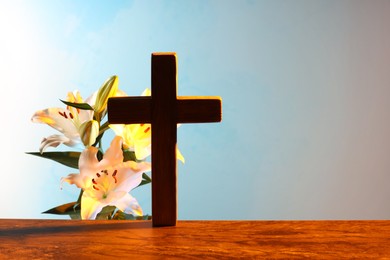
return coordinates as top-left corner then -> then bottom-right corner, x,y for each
28,76 -> 184,220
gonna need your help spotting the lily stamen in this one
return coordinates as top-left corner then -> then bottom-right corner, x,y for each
58,111 -> 65,118
112,169 -> 118,183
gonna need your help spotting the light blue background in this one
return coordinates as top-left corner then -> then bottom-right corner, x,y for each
1,0 -> 390,219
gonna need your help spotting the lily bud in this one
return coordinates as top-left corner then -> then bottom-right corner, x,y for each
79,120 -> 99,147
94,75 -> 119,117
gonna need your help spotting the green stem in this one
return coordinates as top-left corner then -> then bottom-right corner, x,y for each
76,189 -> 83,204
99,121 -> 110,136
99,138 -> 103,150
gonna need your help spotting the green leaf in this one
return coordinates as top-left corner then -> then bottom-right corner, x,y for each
138,180 -> 150,187
142,173 -> 152,182
27,151 -> 80,169
69,214 -> 81,220
60,99 -> 94,110
137,173 -> 152,187
123,150 -> 137,162
44,203 -> 151,221
112,211 -> 152,220
43,202 -> 81,219
95,206 -> 117,220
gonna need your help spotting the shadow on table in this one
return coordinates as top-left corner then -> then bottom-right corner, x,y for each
0,220 -> 154,237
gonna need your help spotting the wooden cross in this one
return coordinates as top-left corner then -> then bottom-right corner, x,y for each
107,53 -> 222,227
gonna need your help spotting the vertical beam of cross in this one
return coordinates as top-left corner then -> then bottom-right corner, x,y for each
151,53 -> 178,226
108,53 -> 222,227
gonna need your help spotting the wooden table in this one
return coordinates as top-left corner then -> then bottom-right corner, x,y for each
0,220 -> 389,259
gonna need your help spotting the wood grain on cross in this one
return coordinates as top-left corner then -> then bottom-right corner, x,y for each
108,53 -> 222,227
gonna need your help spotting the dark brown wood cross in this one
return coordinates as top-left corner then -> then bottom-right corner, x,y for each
107,53 -> 222,227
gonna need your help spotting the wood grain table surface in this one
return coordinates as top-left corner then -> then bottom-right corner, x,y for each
0,220 -> 389,259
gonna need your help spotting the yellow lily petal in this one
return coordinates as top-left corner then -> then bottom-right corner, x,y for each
81,194 -> 104,220
141,88 -> 151,96
177,148 -> 185,164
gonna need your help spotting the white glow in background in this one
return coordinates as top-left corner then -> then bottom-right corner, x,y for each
1,0 -> 390,219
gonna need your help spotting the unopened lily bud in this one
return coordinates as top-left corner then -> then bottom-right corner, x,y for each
94,75 -> 119,117
79,120 -> 99,147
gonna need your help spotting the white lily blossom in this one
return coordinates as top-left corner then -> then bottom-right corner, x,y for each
62,136 -> 151,220
32,90 -> 97,153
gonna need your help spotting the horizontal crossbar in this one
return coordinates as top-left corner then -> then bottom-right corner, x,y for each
177,97 -> 222,123
108,97 -> 152,123
108,96 -> 222,124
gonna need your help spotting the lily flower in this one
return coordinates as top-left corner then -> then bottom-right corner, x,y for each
62,136 -> 151,220
109,123 -> 152,160
110,89 -> 185,163
32,90 -> 97,153
32,76 -> 120,153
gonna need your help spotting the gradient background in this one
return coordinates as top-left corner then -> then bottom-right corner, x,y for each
1,0 -> 389,219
